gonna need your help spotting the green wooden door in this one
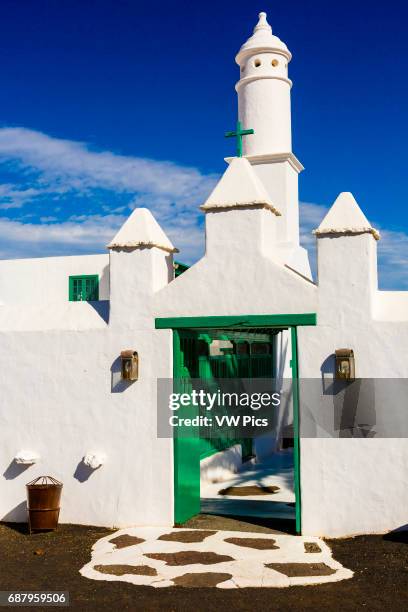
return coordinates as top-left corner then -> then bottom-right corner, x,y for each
173,330 -> 201,524
290,326 -> 302,534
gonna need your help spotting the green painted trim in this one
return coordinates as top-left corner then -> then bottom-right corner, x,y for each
156,313 -> 317,329
172,330 -> 201,525
172,329 -> 182,523
291,326 -> 302,535
68,274 -> 99,302
168,314 -> 314,529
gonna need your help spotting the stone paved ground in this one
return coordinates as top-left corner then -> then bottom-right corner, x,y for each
80,526 -> 353,588
0,522 -> 407,611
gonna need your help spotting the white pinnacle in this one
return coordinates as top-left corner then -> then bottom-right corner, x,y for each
236,11 -> 291,62
200,157 -> 281,215
107,207 -> 179,252
254,12 -> 272,32
314,192 -> 380,241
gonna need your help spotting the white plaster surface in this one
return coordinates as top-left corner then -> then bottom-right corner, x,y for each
300,438 -> 408,537
200,444 -> 243,484
296,226 -> 408,535
236,13 -> 292,157
154,227 -> 317,318
0,253 -> 109,308
201,157 -> 280,214
232,12 -> 311,276
314,192 -> 380,240
0,325 -> 174,527
107,207 -> 178,252
14,451 -> 40,465
83,452 -> 107,470
236,13 -> 291,62
80,527 -> 353,588
373,291 -> 408,321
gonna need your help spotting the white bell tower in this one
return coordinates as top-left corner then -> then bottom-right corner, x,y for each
234,12 -> 311,278
236,11 -> 292,156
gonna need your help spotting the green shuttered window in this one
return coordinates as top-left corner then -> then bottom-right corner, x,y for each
69,275 -> 99,302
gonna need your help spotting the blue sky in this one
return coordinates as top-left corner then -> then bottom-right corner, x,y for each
0,0 -> 407,288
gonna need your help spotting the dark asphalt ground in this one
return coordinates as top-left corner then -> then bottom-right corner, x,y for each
0,518 -> 407,611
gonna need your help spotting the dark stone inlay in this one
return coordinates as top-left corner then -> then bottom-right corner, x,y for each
108,534 -> 145,549
266,562 -> 336,577
158,530 -> 216,543
304,542 -> 322,554
218,485 -> 280,496
224,537 -> 279,550
173,572 -> 233,588
145,551 -> 233,566
94,564 -> 157,576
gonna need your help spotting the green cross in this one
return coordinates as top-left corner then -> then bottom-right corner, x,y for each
225,120 -> 254,157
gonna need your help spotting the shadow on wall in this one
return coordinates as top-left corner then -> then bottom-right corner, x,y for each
100,263 -> 110,299
73,460 -> 101,483
3,460 -> 32,480
320,353 -> 337,395
166,254 -> 174,283
87,300 -> 110,323
110,356 -> 136,393
1,500 -> 27,522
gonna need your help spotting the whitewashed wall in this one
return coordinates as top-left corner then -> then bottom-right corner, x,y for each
0,254 -> 110,305
298,233 -> 408,537
155,219 -> 408,537
0,250 -> 174,528
1,207 -> 407,537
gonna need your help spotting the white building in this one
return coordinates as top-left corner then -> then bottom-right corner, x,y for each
0,13 -> 407,538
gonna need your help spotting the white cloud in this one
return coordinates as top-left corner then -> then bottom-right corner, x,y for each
0,215 -> 123,244
0,215 -> 124,260
0,127 -> 406,289
377,228 -> 408,288
0,127 -> 217,262
0,127 -> 217,208
0,184 -> 47,209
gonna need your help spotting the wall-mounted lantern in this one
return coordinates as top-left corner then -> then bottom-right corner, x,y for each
121,350 -> 139,381
335,349 -> 355,381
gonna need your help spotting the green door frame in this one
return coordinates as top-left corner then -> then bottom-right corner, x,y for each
155,313 -> 317,534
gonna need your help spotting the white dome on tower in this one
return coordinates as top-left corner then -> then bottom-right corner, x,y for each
236,12 -> 291,64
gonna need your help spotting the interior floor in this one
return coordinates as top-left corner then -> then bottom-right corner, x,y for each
200,449 -> 295,522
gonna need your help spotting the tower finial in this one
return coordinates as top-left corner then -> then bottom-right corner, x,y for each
254,11 -> 271,33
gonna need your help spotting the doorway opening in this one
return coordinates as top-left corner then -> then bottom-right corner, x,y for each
155,314 -> 316,535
